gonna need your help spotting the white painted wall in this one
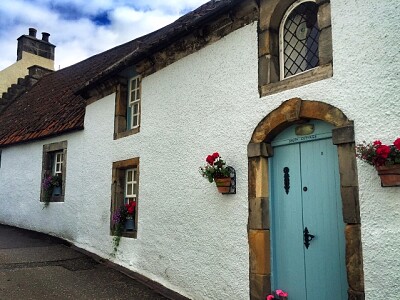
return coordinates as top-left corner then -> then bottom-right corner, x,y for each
0,1 -> 399,298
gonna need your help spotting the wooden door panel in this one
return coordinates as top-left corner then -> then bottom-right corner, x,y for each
271,143 -> 307,299
301,139 -> 348,300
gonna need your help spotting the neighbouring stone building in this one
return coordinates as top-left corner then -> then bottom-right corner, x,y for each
0,28 -> 55,112
0,1 -> 399,299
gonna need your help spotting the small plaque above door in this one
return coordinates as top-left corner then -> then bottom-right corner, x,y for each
295,124 -> 315,136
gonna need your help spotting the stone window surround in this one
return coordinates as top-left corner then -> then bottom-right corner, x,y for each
111,157 -> 140,239
258,0 -> 333,97
247,98 -> 364,300
114,81 -> 140,140
41,140 -> 68,203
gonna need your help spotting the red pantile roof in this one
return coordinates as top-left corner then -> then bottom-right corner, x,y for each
0,0 -> 239,146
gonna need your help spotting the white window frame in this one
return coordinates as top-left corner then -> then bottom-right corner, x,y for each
279,0 -> 317,80
125,168 -> 138,205
128,76 -> 141,129
53,151 -> 64,175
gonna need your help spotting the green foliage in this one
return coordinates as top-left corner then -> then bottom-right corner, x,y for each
199,152 -> 231,183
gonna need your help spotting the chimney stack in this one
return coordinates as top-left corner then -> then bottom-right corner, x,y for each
17,28 -> 55,61
41,32 -> 50,42
29,28 -> 37,38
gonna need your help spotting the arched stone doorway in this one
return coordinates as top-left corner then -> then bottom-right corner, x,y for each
247,98 -> 364,300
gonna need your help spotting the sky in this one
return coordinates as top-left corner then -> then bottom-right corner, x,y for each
0,0 -> 210,70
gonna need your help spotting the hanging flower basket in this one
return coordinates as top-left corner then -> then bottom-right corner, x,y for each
214,177 -> 232,193
376,165 -> 400,187
199,152 -> 236,194
356,138 -> 400,187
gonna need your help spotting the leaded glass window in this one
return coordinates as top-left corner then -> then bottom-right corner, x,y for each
280,1 -> 319,79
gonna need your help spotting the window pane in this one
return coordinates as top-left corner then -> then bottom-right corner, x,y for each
127,183 -> 133,196
133,103 -> 139,115
127,170 -> 133,182
135,88 -> 140,100
132,115 -> 138,127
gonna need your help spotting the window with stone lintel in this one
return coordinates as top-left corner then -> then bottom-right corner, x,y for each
258,0 -> 333,97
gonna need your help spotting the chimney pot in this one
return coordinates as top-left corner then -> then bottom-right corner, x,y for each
28,28 -> 37,38
42,32 -> 50,42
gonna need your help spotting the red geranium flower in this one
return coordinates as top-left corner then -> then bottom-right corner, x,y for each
212,152 -> 220,160
376,145 -> 391,159
394,138 -> 400,150
206,155 -> 214,165
125,201 -> 136,215
373,140 -> 382,146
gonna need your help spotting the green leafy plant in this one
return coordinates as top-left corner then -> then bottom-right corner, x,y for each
199,152 -> 230,183
356,138 -> 400,167
42,174 -> 61,207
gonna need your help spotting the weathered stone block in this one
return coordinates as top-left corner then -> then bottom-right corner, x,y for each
249,197 -> 270,230
337,143 -> 359,187
258,30 -> 271,57
259,0 -> 279,31
345,224 -> 365,292
317,3 -> 331,29
250,273 -> 271,300
341,186 -> 360,223
348,289 -> 365,300
332,125 -> 355,145
319,26 -> 333,65
247,142 -> 273,158
249,229 -> 270,274
248,157 -> 269,198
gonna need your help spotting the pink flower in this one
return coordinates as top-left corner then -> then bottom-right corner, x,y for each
276,289 -> 288,297
266,295 -> 274,300
394,138 -> 400,150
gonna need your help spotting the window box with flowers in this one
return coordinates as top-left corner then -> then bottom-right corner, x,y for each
111,201 -> 137,254
42,174 -> 62,207
356,138 -> 400,187
199,152 -> 236,194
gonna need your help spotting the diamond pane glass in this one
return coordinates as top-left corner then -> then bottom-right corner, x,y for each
283,2 -> 319,78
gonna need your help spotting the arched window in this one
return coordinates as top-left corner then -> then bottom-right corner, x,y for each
258,0 -> 332,97
280,1 -> 319,79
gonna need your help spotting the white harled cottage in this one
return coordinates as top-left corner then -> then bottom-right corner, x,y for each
0,1 -> 399,299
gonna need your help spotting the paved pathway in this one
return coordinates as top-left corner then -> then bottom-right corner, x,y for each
0,224 -> 169,300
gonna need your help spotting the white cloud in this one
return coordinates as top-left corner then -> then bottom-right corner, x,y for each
0,0 -> 209,70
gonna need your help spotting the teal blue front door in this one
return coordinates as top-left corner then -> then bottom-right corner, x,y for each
270,121 -> 348,299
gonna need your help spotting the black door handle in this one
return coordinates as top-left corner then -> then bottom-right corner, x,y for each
304,227 -> 315,249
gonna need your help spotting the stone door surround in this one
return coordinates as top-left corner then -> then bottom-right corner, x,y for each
247,98 -> 365,300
